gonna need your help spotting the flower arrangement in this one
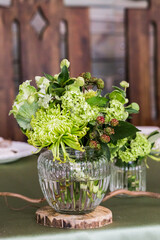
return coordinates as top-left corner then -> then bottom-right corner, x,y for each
9,59 -> 160,212
10,59 -> 145,163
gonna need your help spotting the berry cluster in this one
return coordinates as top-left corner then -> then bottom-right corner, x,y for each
88,116 -> 119,150
80,72 -> 104,90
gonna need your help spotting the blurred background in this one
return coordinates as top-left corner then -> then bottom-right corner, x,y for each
0,0 -> 159,141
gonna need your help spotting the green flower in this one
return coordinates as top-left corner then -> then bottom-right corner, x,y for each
108,138 -> 128,160
83,90 -> 97,100
130,132 -> 151,158
117,133 -> 151,163
118,149 -> 137,163
35,76 -> 50,95
61,90 -> 99,125
10,80 -> 37,117
104,100 -> 128,123
26,106 -> 89,162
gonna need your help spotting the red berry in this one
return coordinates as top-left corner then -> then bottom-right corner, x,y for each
89,140 -> 101,150
89,131 -> 97,140
89,140 -> 97,149
100,134 -> 110,143
105,127 -> 115,135
110,119 -> 119,127
96,116 -> 105,124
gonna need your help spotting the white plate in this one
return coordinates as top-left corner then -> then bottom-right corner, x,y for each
0,141 -> 37,164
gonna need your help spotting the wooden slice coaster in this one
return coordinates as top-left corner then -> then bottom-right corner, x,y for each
36,206 -> 112,229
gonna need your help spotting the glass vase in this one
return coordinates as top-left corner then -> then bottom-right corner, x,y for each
110,159 -> 146,194
37,147 -> 110,214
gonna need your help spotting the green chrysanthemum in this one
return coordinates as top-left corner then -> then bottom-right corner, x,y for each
26,106 -> 89,162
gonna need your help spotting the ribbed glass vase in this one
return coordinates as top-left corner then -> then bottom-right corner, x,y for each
37,147 -> 110,214
110,159 -> 146,194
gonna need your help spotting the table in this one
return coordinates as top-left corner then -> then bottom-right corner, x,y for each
0,155 -> 160,240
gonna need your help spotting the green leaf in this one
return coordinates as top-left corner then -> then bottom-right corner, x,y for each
86,96 -> 108,107
16,101 -> 39,130
109,90 -> 126,104
53,88 -> 66,96
112,86 -> 126,97
125,108 -> 139,114
58,66 -> 69,86
111,121 -> 140,141
148,132 -> 160,144
101,143 -> 111,161
65,79 -> 75,86
43,73 -> 55,81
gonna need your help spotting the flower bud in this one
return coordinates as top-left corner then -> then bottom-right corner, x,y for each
110,119 -> 119,127
83,72 -> 91,79
27,95 -> 35,104
54,74 -> 59,80
96,78 -> 104,89
131,102 -> 140,111
75,77 -> 85,87
60,59 -> 70,69
120,81 -> 129,88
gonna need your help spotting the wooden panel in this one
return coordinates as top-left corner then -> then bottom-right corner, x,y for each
126,0 -> 160,126
66,8 -> 91,76
0,0 -> 90,140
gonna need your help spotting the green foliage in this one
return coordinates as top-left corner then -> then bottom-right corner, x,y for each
86,96 -> 108,107
111,121 -> 140,141
16,101 -> 39,130
147,131 -> 160,144
57,66 -> 70,86
109,90 -> 126,104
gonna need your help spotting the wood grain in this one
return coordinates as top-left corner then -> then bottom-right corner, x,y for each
36,205 -> 112,229
126,0 -> 160,126
0,0 -> 90,140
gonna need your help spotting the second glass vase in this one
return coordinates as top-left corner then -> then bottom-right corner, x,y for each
110,159 -> 146,194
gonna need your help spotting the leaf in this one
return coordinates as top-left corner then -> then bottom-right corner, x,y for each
125,108 -> 139,114
86,96 -> 108,107
112,86 -> 126,97
16,101 -> 39,130
58,66 -> 69,86
65,79 -> 75,86
53,88 -> 66,96
111,121 -> 140,141
109,90 -> 126,104
43,73 -> 55,81
148,132 -> 160,144
101,143 -> 111,161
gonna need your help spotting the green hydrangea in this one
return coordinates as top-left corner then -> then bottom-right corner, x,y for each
83,90 -> 97,100
10,80 -> 37,117
61,90 -> 99,125
35,76 -> 50,95
117,133 -> 151,163
108,138 -> 128,160
104,99 -> 129,123
26,106 -> 89,162
130,132 -> 151,158
118,149 -> 137,163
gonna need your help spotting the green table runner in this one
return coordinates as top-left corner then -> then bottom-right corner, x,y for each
0,155 -> 160,240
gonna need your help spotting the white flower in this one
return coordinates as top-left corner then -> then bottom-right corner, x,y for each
38,94 -> 52,108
